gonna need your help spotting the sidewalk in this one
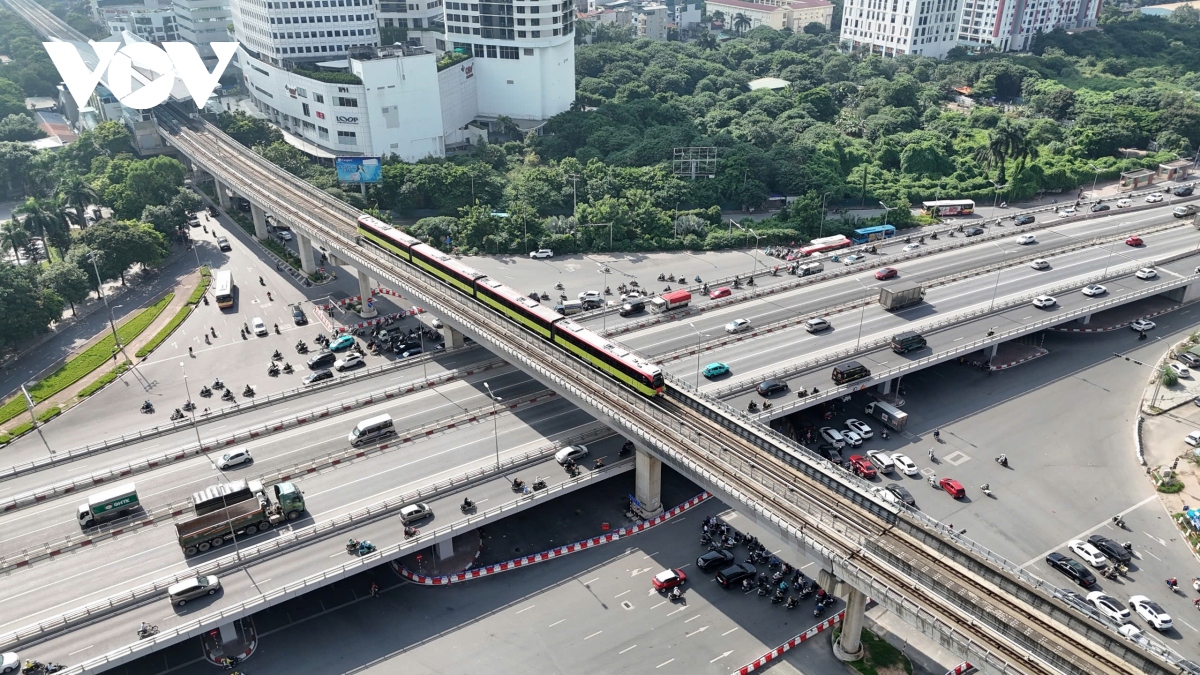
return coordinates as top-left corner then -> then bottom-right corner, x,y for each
0,268 -> 201,438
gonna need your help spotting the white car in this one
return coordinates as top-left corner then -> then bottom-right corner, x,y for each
216,448 -> 252,469
891,453 -> 919,476
334,353 -> 364,371
819,426 -> 845,448
1170,362 -> 1190,378
1068,540 -> 1108,568
1087,591 -> 1131,623
431,317 -> 443,329
845,418 -> 873,439
1081,284 -> 1106,297
1,653 -> 17,674
1015,234 -> 1036,245
1146,193 -> 1164,203
277,230 -> 293,241
1130,319 -> 1156,332
1058,207 -> 1077,218
1030,259 -> 1050,270
1135,267 -> 1158,280
866,450 -> 894,473
725,318 -> 752,334
1032,295 -> 1057,308
555,444 -> 589,464
399,502 -> 433,524
805,317 -> 831,333
842,430 -> 864,448
1185,431 -> 1200,447
1129,595 -> 1172,631
1117,198 -> 1132,208
842,254 -> 863,265
578,290 -> 602,302
903,243 -> 921,252
529,249 -> 553,259
252,317 -> 268,336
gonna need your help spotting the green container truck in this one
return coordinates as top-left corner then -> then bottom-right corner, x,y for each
77,483 -> 140,528
176,481 -> 305,556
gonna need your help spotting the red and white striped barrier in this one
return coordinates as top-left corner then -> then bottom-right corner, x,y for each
396,492 -> 712,585
1052,304 -> 1181,333
946,661 -> 976,675
732,610 -> 845,675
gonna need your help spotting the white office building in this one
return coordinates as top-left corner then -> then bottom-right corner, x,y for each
173,0 -> 234,47
839,0 -> 961,57
957,0 -> 1100,52
636,3 -> 668,40
101,5 -> 182,41
378,0 -> 445,31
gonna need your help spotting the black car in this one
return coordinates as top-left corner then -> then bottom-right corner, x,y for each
756,380 -> 788,396
885,483 -> 915,506
715,562 -> 756,588
206,205 -> 218,217
619,301 -> 645,317
401,347 -> 424,358
303,369 -> 333,385
1087,534 -> 1132,564
292,306 -> 308,325
964,227 -> 984,237
1090,203 -> 1111,212
1045,552 -> 1095,587
581,298 -> 603,310
1174,184 -> 1195,197
236,197 -> 251,212
1014,214 -> 1035,225
816,443 -> 843,465
307,350 -> 337,369
696,549 -> 735,572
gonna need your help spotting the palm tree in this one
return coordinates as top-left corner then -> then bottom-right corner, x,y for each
0,220 -> 30,263
57,176 -> 98,229
732,13 -> 751,34
1007,128 -> 1039,179
15,197 -> 69,260
711,10 -> 725,24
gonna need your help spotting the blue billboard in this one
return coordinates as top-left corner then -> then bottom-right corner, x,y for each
335,157 -> 382,184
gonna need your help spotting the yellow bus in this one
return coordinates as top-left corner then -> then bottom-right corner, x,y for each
212,270 -> 235,309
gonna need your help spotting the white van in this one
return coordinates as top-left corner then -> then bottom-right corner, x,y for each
1186,431 -> 1200,447
348,414 -> 395,446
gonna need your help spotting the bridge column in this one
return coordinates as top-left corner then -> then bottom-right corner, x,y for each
295,231 -> 319,275
1078,314 -> 1091,325
436,537 -> 454,560
358,270 -> 378,318
443,326 -> 464,349
833,586 -> 869,662
215,180 -> 231,210
877,379 -> 892,395
250,203 -> 269,240
633,449 -> 664,518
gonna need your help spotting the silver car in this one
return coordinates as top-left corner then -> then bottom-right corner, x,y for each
168,575 -> 221,606
399,503 -> 433,524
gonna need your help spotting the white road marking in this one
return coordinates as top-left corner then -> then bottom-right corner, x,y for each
1019,494 -> 1158,568
1143,550 -> 1162,561
67,645 -> 94,656
685,614 -> 702,623
615,590 -> 630,598
656,659 -> 674,668
643,552 -> 659,558
710,650 -> 734,663
619,645 -> 637,654
584,630 -> 603,640
548,619 -> 565,628
1178,619 -> 1197,632
651,601 -> 667,609
583,577 -> 599,585
516,605 -> 535,614
686,626 -> 709,637
666,606 -> 687,616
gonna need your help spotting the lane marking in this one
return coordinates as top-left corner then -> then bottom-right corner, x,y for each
685,614 -> 701,623
548,619 -> 565,628
656,659 -> 674,668
583,577 -> 599,585
619,645 -> 637,654
67,645 -> 94,656
722,627 -> 740,636
516,605 -> 535,614
614,590 -> 630,598
584,630 -> 603,640
1020,494 -> 1159,568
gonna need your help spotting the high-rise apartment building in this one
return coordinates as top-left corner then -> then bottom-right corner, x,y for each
173,0 -> 234,48
957,0 -> 1100,52
839,0 -> 961,58
378,0 -> 445,31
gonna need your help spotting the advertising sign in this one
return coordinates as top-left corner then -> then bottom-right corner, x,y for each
336,157 -> 382,184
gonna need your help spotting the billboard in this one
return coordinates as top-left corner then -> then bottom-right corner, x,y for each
336,157 -> 382,184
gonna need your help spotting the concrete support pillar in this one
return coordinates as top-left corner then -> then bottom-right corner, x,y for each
217,622 -> 237,644
436,537 -> 454,560
329,253 -> 345,267
633,449 -> 664,518
216,181 -> 231,210
295,232 -> 318,275
358,269 -> 377,318
986,344 -> 999,358
833,587 -> 869,662
1078,314 -> 1091,325
250,203 -> 268,240
877,379 -> 892,395
444,326 -> 464,349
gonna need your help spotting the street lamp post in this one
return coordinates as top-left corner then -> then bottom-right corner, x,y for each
749,229 -> 762,275
989,181 -> 1008,217
688,322 -> 706,388
878,200 -> 893,227
1088,163 -> 1101,200
988,242 -> 1012,312
483,382 -> 502,470
88,252 -> 142,387
820,191 -> 832,238
20,382 -> 53,456
598,265 -> 610,333
851,278 -> 870,350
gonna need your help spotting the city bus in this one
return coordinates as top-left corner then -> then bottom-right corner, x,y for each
921,200 -> 975,216
212,270 -> 235,309
850,224 -> 896,244
799,234 -> 852,257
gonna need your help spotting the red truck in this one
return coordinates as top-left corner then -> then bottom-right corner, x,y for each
650,289 -> 692,313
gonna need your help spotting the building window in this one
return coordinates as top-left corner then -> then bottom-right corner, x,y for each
517,29 -> 525,36
302,102 -> 310,115
473,44 -> 484,56
336,96 -> 359,106
486,44 -> 497,57
319,126 -> 329,139
523,47 -> 533,55
337,130 -> 357,145
499,45 -> 518,58
314,93 -> 325,102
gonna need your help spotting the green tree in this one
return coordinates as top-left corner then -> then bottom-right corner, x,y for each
78,220 -> 167,284
0,218 -> 29,261
0,113 -> 42,142
14,196 -> 69,258
57,175 -> 99,229
0,261 -> 63,350
802,21 -> 826,35
1170,4 -> 1199,24
256,140 -> 312,176
216,110 -> 284,148
39,259 -> 89,315
732,12 -> 751,33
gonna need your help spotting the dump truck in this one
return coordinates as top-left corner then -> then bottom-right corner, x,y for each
878,282 -> 924,311
77,483 -> 139,528
650,289 -> 692,313
176,481 -> 305,556
192,479 -> 263,516
864,400 -> 908,431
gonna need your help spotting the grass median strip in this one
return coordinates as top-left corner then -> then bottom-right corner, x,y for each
77,361 -> 132,398
0,293 -> 173,428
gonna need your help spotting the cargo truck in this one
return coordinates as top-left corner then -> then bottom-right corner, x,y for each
77,483 -> 139,528
650,289 -> 692,313
192,479 -> 262,516
878,282 -> 924,311
864,400 -> 908,431
176,481 -> 305,556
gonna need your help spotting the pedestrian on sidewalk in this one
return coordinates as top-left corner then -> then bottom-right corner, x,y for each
370,582 -> 380,598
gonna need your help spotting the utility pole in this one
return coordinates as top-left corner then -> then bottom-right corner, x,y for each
566,173 -> 580,215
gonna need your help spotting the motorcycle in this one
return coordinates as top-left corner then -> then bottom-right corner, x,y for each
213,378 -> 225,390
137,624 -> 159,639
182,400 -> 195,412
461,499 -> 476,514
141,401 -> 154,414
267,292 -> 273,301
272,350 -> 283,361
404,526 -> 418,538
747,401 -> 759,413
532,478 -> 547,490
669,587 -> 685,603
620,441 -> 634,457
44,665 -> 63,674
243,385 -> 255,397
259,276 -> 265,286
282,363 -> 293,374
771,589 -> 786,604
1112,515 -> 1127,529
23,660 -> 45,674
199,386 -> 212,398
221,390 -> 235,402
511,479 -> 526,493
555,282 -> 564,290
268,364 -> 280,376
297,342 -> 309,354
274,323 -> 280,334
540,292 -> 550,301
357,540 -> 377,556
658,273 -> 666,282
170,409 -> 184,421
785,596 -> 799,609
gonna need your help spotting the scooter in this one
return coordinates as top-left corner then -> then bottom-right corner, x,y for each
243,385 -> 255,397
137,625 -> 159,639
222,390 -> 235,402
199,386 -> 212,398
282,363 -> 293,374
213,378 -> 225,390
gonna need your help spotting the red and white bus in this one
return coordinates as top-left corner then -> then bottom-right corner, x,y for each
799,235 -> 852,257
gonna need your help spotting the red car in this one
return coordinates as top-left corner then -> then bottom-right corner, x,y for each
874,267 -> 898,280
652,568 -> 687,591
709,286 -> 732,300
848,455 -> 877,478
939,478 -> 966,499
1125,236 -> 1143,247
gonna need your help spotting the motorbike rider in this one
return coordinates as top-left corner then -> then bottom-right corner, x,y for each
139,621 -> 151,635
463,496 -> 474,510
997,454 -> 1008,467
